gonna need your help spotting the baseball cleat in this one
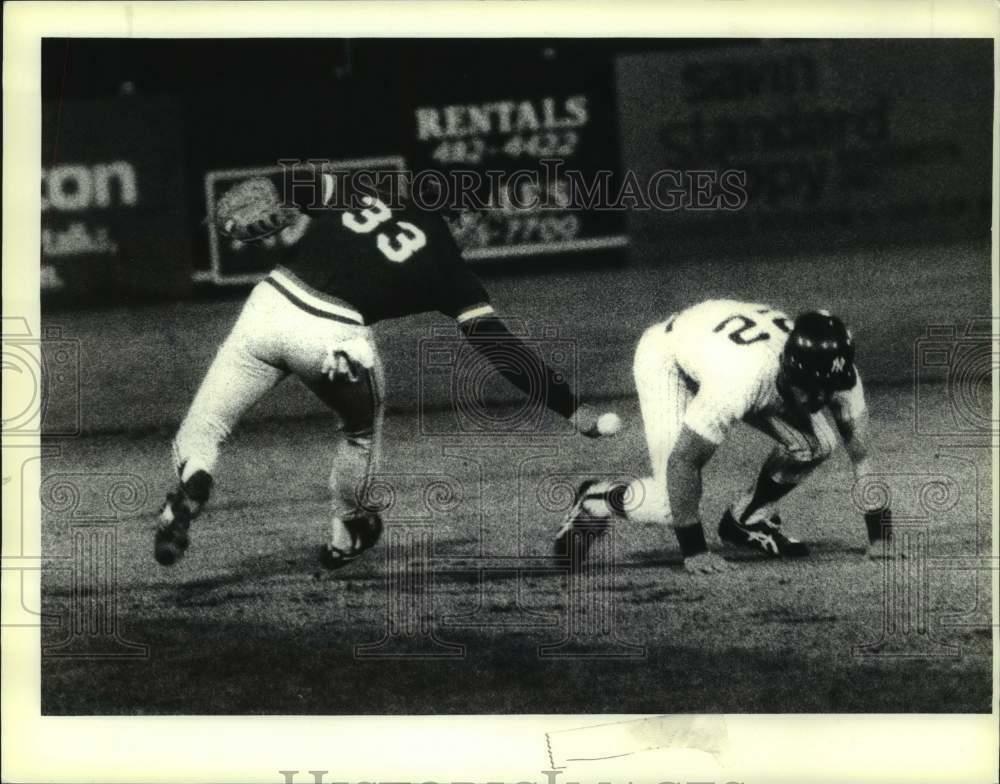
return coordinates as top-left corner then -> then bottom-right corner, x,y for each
319,511 -> 384,570
153,470 -> 212,566
553,480 -> 617,566
718,508 -> 810,558
154,492 -> 192,566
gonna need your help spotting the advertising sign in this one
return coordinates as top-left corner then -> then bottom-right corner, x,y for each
406,58 -> 629,260
41,97 -> 192,302
616,40 -> 993,254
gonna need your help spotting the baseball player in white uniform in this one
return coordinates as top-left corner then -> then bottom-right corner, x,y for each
555,299 -> 891,574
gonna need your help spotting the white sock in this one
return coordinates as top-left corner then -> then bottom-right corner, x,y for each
329,517 -> 353,551
583,478 -> 672,525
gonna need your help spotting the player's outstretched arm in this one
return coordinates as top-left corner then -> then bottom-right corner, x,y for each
830,376 -> 892,557
458,315 -> 621,437
668,426 -> 730,574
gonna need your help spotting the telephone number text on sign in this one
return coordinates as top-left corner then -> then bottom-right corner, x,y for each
417,95 -> 588,166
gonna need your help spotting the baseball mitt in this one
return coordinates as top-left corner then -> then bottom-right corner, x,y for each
214,177 -> 299,242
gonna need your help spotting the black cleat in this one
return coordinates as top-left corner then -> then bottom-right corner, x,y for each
154,492 -> 192,566
319,512 -> 384,570
553,480 -> 616,567
718,509 -> 810,558
153,471 -> 212,566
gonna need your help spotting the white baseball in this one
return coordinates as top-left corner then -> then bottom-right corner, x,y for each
596,412 -> 622,436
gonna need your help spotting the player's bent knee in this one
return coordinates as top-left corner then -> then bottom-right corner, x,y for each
813,443 -> 834,464
801,436 -> 835,465
782,452 -> 827,472
771,445 -> 829,485
816,429 -> 837,463
784,434 -> 834,467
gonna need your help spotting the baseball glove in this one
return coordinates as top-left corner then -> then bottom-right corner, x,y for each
214,177 -> 299,242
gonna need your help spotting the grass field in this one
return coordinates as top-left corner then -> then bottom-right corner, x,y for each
40,384 -> 992,714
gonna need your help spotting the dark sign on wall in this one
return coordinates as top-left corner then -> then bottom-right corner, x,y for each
616,40 -> 993,255
404,56 -> 628,260
41,96 -> 192,303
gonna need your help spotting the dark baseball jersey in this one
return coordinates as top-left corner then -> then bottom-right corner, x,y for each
264,175 -> 493,326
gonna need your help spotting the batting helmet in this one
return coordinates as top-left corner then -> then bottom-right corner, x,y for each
781,310 -> 857,392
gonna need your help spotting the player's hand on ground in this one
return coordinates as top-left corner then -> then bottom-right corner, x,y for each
574,403 -> 623,438
683,551 -> 732,575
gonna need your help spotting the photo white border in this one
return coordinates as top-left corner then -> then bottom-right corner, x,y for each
3,2 -> 999,783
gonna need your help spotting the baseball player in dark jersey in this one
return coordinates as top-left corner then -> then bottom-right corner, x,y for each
154,172 -> 620,569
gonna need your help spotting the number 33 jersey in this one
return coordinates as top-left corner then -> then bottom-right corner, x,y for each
272,193 -> 494,326
662,299 -> 864,444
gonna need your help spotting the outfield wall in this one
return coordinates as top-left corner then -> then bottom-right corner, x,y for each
41,40 -> 991,308
38,239 -> 991,435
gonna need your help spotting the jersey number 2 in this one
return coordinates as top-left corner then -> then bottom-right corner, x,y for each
342,197 -> 426,263
714,310 -> 792,345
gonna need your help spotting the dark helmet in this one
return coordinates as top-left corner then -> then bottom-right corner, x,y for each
781,310 -> 857,392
